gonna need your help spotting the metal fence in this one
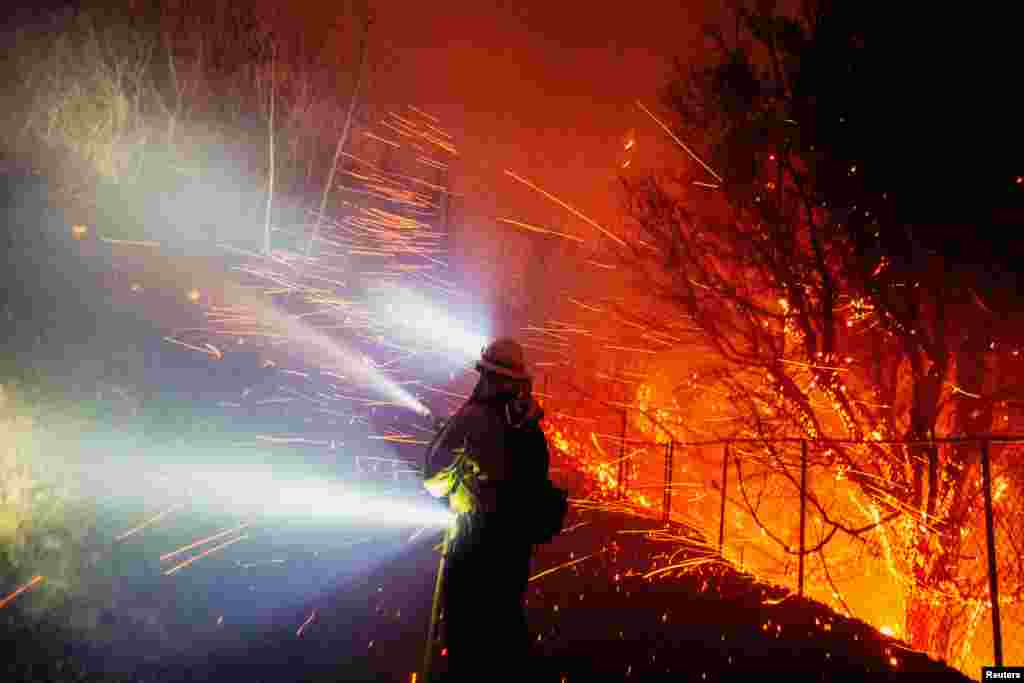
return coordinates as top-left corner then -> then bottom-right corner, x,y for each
550,425 -> 1023,668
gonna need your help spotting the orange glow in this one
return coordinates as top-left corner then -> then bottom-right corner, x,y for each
116,502 -> 186,541
530,550 -> 608,583
537,395 -> 986,669
0,575 -> 44,609
498,217 -> 585,243
71,224 -> 88,239
296,608 -> 317,637
106,88 -> 1013,677
162,336 -> 223,359
504,169 -> 625,247
993,475 -> 1008,502
163,533 -> 248,575
161,522 -> 250,562
635,100 -> 722,182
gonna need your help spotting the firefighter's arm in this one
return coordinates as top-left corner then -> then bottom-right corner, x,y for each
424,417 -> 458,476
423,417 -> 468,497
424,468 -> 454,498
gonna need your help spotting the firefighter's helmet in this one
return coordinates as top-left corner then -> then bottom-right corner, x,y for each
476,338 -> 530,380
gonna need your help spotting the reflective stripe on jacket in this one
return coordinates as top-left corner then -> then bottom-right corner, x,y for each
424,396 -> 549,515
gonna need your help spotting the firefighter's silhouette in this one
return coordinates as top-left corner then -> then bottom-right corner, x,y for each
424,338 -> 558,680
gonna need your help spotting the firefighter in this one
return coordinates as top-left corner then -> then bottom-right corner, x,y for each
424,338 -> 551,681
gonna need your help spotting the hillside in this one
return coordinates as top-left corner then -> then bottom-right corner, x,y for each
2,500 -> 975,682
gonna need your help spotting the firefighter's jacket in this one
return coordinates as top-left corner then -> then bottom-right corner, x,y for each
424,395 -> 549,516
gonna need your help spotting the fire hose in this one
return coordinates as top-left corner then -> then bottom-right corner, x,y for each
421,414 -> 450,683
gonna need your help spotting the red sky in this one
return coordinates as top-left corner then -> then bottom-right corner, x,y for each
365,0 -> 712,215
337,0 -> 717,315
258,0 -> 723,340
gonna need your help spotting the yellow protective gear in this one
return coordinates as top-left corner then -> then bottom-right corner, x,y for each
423,447 -> 484,515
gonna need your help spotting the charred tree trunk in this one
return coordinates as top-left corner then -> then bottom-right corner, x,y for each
905,323 -> 993,660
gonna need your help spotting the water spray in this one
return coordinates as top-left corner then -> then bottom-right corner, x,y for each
186,467 -> 455,528
243,294 -> 432,417
367,284 -> 490,364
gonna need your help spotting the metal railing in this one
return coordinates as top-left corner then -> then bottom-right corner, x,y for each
571,433 -> 1022,667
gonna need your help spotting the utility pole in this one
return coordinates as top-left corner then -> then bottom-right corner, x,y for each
662,440 -> 674,524
981,440 -> 1004,666
718,444 -> 728,554
798,439 -> 807,597
617,409 -> 627,500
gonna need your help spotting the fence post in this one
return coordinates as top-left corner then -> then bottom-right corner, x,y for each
617,409 -> 627,500
718,444 -> 728,555
798,439 -> 807,597
981,439 -> 1004,666
663,440 -> 674,524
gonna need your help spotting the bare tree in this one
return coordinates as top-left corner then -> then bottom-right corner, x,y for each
615,1 -> 1023,662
